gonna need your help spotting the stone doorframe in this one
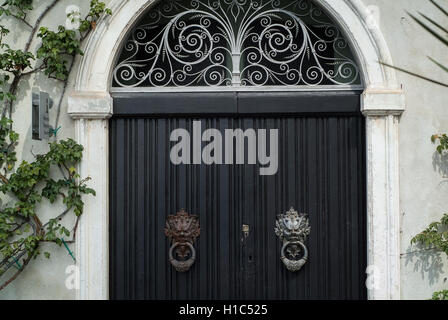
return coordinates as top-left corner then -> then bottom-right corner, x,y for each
68,0 -> 405,300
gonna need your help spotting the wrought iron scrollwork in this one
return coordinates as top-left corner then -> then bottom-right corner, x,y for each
112,0 -> 360,88
275,207 -> 311,272
165,209 -> 200,272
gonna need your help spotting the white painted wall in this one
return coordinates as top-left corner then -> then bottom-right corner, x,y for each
362,0 -> 448,299
0,0 -> 447,300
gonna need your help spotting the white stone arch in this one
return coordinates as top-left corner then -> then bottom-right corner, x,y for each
68,0 -> 405,300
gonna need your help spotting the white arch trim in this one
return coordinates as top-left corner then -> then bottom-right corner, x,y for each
68,0 -> 405,300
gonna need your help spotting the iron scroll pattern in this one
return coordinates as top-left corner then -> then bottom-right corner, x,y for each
112,0 -> 360,88
275,207 -> 311,272
165,209 -> 200,272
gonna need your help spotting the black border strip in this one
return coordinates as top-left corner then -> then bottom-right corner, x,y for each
112,91 -> 362,116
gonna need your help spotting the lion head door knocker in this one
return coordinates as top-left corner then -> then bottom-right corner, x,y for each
164,209 -> 200,272
275,207 -> 311,272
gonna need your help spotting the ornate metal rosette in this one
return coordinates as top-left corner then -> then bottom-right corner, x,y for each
275,207 -> 311,272
165,209 -> 200,272
112,0 -> 360,88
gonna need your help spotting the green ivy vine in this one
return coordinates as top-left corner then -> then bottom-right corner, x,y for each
0,0 -> 111,291
411,135 -> 448,300
382,0 -> 448,300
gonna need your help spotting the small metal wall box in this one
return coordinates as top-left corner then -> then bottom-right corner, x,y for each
32,90 -> 52,140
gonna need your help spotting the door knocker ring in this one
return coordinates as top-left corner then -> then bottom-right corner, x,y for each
275,207 -> 311,272
168,242 -> 196,272
165,209 -> 200,272
280,240 -> 308,272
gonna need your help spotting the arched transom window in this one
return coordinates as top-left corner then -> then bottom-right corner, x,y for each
112,0 -> 361,88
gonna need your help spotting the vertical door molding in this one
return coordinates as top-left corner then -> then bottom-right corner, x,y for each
362,89 -> 405,300
68,92 -> 112,300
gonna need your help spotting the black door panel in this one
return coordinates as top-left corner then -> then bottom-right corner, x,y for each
109,112 -> 367,300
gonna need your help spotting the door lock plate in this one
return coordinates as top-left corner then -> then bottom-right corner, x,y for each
242,224 -> 250,238
165,209 -> 200,272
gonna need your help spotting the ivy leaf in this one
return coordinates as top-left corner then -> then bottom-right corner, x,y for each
0,0 -> 109,287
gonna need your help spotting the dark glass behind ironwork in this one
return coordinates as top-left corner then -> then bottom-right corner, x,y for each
112,0 -> 361,88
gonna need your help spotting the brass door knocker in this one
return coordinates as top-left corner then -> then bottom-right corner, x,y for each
165,209 -> 200,272
275,207 -> 311,272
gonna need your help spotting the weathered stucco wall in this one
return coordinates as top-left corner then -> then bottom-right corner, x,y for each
0,0 -> 94,300
0,0 -> 447,300
362,0 -> 448,299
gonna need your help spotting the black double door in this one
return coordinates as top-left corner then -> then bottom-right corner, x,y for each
109,92 -> 367,300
